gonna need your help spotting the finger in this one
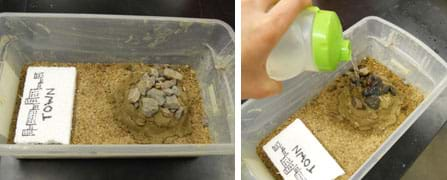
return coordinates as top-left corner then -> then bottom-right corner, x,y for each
267,0 -> 312,36
260,78 -> 283,97
248,78 -> 282,99
256,0 -> 279,12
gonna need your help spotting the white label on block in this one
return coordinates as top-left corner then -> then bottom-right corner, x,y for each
263,119 -> 345,180
14,67 -> 76,144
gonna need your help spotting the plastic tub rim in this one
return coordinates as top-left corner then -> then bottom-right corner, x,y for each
0,12 -> 235,41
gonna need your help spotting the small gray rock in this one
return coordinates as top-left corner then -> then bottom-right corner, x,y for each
163,68 -> 183,80
163,88 -> 175,96
137,81 -> 147,95
363,86 -> 381,97
137,73 -> 155,95
165,95 -> 180,109
147,88 -> 165,96
365,96 -> 380,110
366,74 -> 383,87
175,106 -> 184,120
141,98 -> 159,117
127,87 -> 140,103
160,80 -> 176,89
140,72 -> 152,82
146,88 -> 166,105
164,86 -> 180,96
161,108 -> 173,118
149,68 -> 159,77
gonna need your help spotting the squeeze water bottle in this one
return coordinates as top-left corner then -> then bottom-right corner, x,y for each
266,6 -> 352,81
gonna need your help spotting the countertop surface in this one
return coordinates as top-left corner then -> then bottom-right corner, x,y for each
0,156 -> 234,180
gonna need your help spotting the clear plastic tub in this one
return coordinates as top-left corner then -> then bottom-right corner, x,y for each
242,16 -> 447,179
0,13 -> 234,158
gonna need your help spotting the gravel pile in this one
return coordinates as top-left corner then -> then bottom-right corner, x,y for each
127,67 -> 185,120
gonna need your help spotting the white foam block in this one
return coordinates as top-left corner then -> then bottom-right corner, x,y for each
14,67 -> 76,144
263,119 -> 344,180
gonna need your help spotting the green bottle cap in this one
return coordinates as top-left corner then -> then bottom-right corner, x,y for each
308,6 -> 352,71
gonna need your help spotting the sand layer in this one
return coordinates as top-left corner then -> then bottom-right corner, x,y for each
8,62 -> 211,144
257,57 -> 424,180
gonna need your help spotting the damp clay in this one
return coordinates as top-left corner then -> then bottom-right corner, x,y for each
8,62 -> 211,144
257,57 -> 424,180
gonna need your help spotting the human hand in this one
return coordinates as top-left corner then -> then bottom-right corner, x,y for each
242,0 -> 312,99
